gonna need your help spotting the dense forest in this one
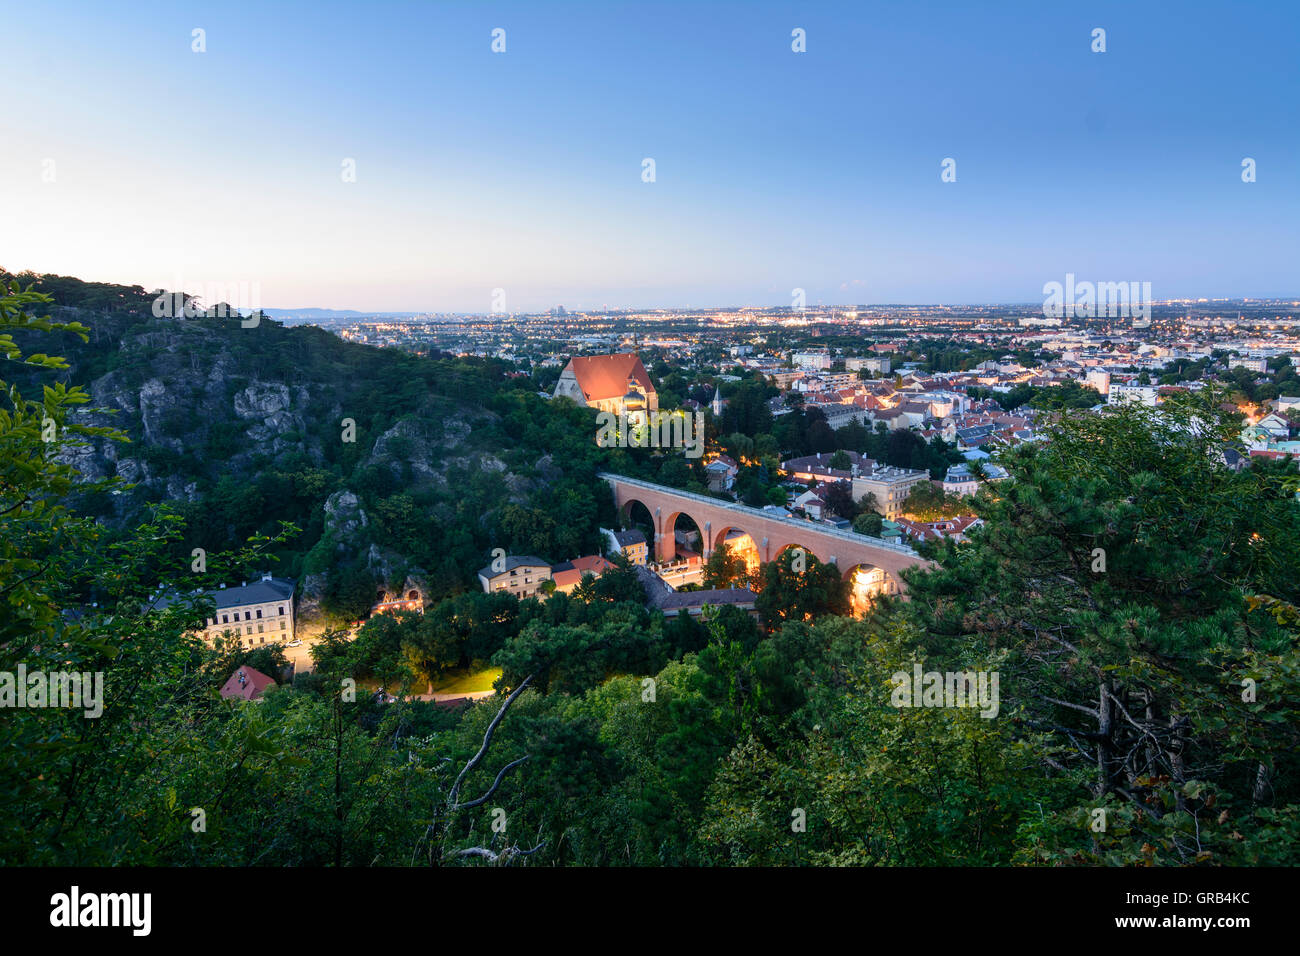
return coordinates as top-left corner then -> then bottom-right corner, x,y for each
3,277 -> 1299,866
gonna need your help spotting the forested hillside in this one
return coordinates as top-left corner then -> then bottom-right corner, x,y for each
0,270 -> 693,625
3,278 -> 1299,867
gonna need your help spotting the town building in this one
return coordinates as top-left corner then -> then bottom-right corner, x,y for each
476,555 -> 553,598
939,464 -> 980,496
767,369 -> 805,389
1084,369 -> 1111,397
792,350 -> 831,369
601,527 -> 648,564
1229,356 -> 1269,373
847,356 -> 891,374
220,666 -> 277,702
550,555 -> 616,592
704,454 -> 739,492
782,451 -> 871,483
851,464 -> 930,520
1108,384 -> 1160,407
150,574 -> 297,649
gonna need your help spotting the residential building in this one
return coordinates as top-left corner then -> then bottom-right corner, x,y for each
792,350 -> 831,369
550,555 -> 616,593
768,369 -> 805,389
150,574 -> 297,649
1084,369 -> 1111,397
852,464 -> 930,519
896,515 -> 983,544
1229,356 -> 1269,373
847,356 -> 891,374
705,455 -> 739,492
940,465 -> 979,496
1108,384 -> 1160,407
477,555 -> 553,598
601,528 -> 648,565
220,666 -> 277,702
782,451 -> 871,483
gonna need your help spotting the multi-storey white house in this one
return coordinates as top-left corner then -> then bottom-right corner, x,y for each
851,464 -> 930,520
476,555 -> 553,599
152,574 -> 297,648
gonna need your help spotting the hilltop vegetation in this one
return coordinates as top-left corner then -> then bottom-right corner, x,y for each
3,279 -> 1299,867
0,272 -> 706,624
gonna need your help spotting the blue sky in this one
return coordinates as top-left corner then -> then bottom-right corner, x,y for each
2,0 -> 1297,312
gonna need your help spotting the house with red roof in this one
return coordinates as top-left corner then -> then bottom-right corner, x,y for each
550,554 -> 616,593
220,666 -> 277,702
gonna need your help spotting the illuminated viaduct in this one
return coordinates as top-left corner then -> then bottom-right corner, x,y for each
599,473 -> 935,598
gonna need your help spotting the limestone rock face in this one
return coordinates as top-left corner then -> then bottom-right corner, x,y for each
361,411 -> 485,489
323,490 -> 369,541
234,382 -> 292,420
139,378 -> 175,448
295,572 -> 331,639
235,382 -> 308,451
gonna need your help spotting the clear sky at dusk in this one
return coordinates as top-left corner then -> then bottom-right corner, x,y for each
2,1 -> 1297,312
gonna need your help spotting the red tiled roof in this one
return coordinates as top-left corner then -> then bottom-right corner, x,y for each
220,666 -> 277,701
551,554 -> 616,589
563,353 -> 654,402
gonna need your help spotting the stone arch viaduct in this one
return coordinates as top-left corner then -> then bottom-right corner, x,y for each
599,473 -> 934,596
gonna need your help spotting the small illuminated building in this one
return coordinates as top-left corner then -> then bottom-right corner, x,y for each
848,565 -> 894,617
371,587 -> 423,616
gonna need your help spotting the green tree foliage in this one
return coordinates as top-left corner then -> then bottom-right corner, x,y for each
903,389 -> 1300,864
7,279 -> 1297,868
900,480 -> 966,520
1000,379 -> 1102,412
754,550 -> 850,628
702,542 -> 751,589
853,511 -> 884,536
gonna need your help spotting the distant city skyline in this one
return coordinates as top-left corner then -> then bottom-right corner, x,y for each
2,0 -> 1297,311
251,295 -> 1299,319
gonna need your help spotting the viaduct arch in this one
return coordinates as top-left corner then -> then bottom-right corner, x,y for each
601,473 -> 934,596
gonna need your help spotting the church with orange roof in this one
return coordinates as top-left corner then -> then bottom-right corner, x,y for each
552,353 -> 659,415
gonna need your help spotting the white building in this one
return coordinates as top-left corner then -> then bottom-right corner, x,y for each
150,574 -> 297,648
792,350 -> 832,370
851,464 -> 930,520
1108,384 -> 1159,407
1230,356 -> 1268,373
847,356 -> 891,375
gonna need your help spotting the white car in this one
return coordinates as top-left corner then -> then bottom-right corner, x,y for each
286,640 -> 303,648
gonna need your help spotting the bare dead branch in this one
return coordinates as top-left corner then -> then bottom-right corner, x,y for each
458,755 -> 531,810
448,674 -> 533,810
